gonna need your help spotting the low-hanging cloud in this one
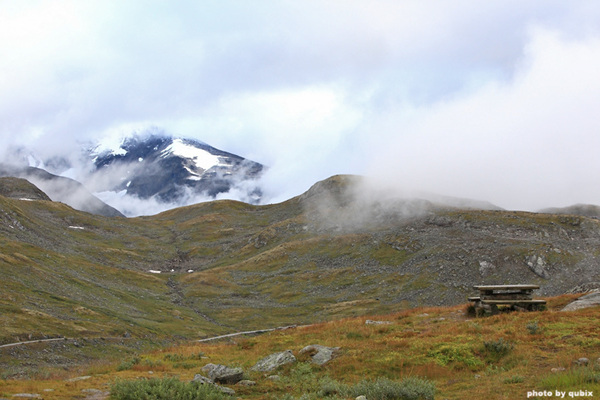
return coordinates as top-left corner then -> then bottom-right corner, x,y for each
360,28 -> 600,211
2,1 -> 600,215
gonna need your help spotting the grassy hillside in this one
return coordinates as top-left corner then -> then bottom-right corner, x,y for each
1,174 -> 600,378
1,295 -> 598,399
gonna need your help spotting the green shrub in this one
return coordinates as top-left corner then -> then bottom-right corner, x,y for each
428,343 -> 483,369
142,358 -> 164,368
483,338 -> 514,359
317,377 -> 435,400
526,321 -> 540,335
584,371 -> 600,383
540,368 -> 600,391
319,376 -> 344,397
110,377 -> 230,400
116,357 -> 140,371
280,363 -> 320,394
349,377 -> 436,400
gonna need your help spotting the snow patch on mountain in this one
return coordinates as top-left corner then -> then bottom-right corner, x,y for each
161,138 -> 224,172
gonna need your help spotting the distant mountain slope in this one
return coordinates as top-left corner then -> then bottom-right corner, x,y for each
2,174 -> 600,351
88,134 -> 264,204
539,204 -> 600,219
0,177 -> 51,201
0,164 -> 124,217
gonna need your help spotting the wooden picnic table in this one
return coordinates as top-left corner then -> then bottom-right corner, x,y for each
469,284 -> 546,315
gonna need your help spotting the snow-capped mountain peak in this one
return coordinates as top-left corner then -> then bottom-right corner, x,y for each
1,132 -> 265,216
87,133 -> 264,211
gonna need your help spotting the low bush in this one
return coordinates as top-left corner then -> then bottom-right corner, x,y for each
540,368 -> 600,392
317,376 -> 435,400
110,377 -> 229,400
526,321 -> 540,335
116,357 -> 140,371
427,343 -> 483,370
349,377 -> 436,400
483,338 -> 514,359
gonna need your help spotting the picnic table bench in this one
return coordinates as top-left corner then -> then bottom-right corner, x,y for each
469,284 -> 546,315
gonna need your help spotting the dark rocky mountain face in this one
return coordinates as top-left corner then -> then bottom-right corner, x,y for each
90,134 -> 264,204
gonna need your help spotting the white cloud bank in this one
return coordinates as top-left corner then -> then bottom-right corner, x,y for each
363,28 -> 600,210
1,1 -> 600,214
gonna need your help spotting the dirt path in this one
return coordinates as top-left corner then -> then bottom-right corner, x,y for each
0,337 -> 67,349
197,324 -> 308,342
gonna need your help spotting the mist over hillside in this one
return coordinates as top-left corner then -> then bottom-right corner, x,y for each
0,165 -> 124,217
1,174 -> 599,339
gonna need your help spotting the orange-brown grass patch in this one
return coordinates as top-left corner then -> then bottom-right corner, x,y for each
2,299 -> 599,399
545,293 -> 585,310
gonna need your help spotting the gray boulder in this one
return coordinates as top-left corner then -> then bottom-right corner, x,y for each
562,292 -> 600,311
365,320 -> 392,325
251,350 -> 296,372
192,374 -> 236,396
299,344 -> 340,365
201,363 -> 244,384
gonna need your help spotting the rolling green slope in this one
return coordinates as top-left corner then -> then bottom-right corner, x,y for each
1,175 -> 599,366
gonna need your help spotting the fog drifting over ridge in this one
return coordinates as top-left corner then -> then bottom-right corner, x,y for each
2,1 -> 600,215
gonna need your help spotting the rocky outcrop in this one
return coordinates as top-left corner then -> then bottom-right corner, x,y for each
299,344 -> 339,365
526,255 -> 549,279
200,363 -> 244,384
251,350 -> 296,372
192,374 -> 235,395
561,292 -> 600,311
568,282 -> 600,293
365,320 -> 392,325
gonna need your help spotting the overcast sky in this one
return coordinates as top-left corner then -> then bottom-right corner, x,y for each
2,1 -> 600,211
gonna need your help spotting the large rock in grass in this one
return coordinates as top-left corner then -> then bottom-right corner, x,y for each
299,344 -> 340,365
251,350 -> 296,372
192,374 -> 236,395
200,363 -> 244,384
562,292 -> 600,311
